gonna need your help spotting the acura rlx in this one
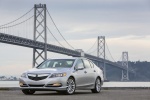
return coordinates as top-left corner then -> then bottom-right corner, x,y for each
19,57 -> 104,95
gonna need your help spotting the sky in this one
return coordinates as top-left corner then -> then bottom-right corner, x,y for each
0,0 -> 150,76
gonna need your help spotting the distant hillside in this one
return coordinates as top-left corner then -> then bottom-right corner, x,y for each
106,61 -> 150,81
129,61 -> 150,81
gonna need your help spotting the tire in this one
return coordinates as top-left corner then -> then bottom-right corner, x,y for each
65,77 -> 76,95
91,78 -> 101,93
22,89 -> 35,95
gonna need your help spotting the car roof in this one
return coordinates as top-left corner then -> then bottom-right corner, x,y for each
47,57 -> 85,60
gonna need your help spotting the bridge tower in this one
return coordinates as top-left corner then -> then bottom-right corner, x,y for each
121,52 -> 129,81
97,36 -> 107,80
33,4 -> 47,67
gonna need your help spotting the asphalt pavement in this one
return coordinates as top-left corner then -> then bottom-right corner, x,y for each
0,89 -> 150,100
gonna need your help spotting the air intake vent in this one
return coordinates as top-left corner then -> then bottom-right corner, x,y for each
28,84 -> 45,87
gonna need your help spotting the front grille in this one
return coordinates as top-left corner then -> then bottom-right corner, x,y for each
28,76 -> 47,81
28,84 -> 45,87
28,73 -> 49,81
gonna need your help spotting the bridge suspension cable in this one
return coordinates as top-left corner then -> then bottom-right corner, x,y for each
88,48 -> 97,55
46,26 -> 64,47
0,7 -> 33,27
105,41 -> 116,62
128,57 -> 135,72
86,39 -> 97,53
46,9 -> 75,50
0,16 -> 34,29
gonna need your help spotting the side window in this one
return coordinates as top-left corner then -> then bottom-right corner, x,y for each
83,59 -> 92,68
76,59 -> 84,69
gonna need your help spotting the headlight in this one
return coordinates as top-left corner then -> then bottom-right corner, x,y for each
21,73 -> 27,78
50,73 -> 67,78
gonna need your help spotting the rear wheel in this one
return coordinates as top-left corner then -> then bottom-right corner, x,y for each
22,89 -> 35,95
91,78 -> 101,93
65,77 -> 76,95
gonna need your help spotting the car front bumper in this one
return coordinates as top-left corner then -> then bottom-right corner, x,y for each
19,76 -> 68,91
20,86 -> 67,91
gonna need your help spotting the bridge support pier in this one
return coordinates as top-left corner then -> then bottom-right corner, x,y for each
121,52 -> 129,81
97,36 -> 107,80
33,4 -> 47,67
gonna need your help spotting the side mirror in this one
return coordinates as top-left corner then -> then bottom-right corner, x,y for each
75,66 -> 84,71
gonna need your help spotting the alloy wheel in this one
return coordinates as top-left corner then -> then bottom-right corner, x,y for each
66,78 -> 76,94
96,78 -> 101,92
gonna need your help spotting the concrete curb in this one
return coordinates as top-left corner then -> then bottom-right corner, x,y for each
102,87 -> 150,90
0,87 -> 150,90
0,87 -> 20,90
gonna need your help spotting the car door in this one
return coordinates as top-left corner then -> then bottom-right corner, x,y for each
74,59 -> 87,87
89,61 -> 97,83
82,59 -> 95,86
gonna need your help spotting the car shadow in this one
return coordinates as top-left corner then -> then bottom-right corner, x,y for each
32,91 -> 95,96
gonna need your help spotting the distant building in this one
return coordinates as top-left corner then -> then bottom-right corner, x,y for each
0,76 -> 7,80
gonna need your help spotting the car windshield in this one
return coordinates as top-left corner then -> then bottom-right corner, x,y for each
37,59 -> 75,69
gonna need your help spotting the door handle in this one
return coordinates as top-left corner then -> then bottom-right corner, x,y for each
94,70 -> 96,72
84,71 -> 87,74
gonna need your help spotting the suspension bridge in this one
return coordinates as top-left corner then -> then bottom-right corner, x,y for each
0,4 -> 135,81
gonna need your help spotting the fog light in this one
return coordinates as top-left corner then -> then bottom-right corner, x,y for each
52,83 -> 61,86
19,82 -> 24,86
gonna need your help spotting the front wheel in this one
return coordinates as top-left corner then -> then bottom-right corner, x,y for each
65,77 -> 76,95
91,78 -> 101,93
22,89 -> 35,95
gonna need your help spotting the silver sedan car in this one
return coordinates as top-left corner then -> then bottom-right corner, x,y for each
19,57 -> 104,95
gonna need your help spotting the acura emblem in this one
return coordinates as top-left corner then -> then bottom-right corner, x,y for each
36,74 -> 38,77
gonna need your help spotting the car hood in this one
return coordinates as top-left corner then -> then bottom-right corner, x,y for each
26,68 -> 71,74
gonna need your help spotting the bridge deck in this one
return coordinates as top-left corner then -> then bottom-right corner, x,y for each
0,33 -> 134,73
